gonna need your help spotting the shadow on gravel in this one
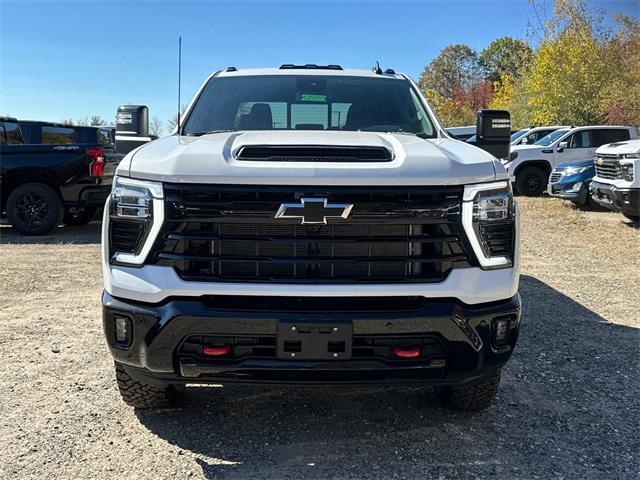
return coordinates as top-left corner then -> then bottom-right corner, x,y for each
0,222 -> 102,245
135,275 -> 640,479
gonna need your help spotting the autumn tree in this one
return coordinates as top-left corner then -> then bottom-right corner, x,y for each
480,37 -> 533,82
419,45 -> 488,126
600,15 -> 640,128
525,0 -> 609,125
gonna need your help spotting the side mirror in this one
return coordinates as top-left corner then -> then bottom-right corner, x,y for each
557,141 -> 568,152
470,109 -> 511,160
115,105 -> 152,154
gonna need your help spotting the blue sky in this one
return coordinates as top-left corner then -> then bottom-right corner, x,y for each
1,0 -> 638,130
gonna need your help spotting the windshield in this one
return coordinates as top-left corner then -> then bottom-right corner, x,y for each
510,129 -> 528,142
535,129 -> 569,146
183,75 -> 437,137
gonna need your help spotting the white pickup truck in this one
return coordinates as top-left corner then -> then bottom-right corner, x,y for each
590,138 -> 640,223
101,64 -> 521,411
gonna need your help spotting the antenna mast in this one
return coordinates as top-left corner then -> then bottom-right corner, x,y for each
177,36 -> 182,132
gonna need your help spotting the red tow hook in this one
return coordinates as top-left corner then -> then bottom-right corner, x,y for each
203,344 -> 232,356
392,345 -> 421,359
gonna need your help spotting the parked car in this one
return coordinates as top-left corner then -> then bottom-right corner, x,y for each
504,125 -> 637,196
590,138 -> 640,223
547,159 -> 595,206
511,125 -> 570,146
0,118 -> 123,234
445,125 -> 475,141
102,64 -> 520,411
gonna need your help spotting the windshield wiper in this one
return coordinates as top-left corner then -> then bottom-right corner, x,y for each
184,129 -> 237,136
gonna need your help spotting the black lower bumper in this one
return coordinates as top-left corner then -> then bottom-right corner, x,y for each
548,181 -> 589,204
590,180 -> 640,216
103,292 -> 521,386
79,185 -> 112,206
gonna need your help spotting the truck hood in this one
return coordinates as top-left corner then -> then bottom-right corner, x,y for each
595,139 -> 640,155
120,130 -> 504,186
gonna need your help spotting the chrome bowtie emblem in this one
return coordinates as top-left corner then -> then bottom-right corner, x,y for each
275,198 -> 353,224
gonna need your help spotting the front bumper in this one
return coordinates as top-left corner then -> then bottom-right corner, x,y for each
590,180 -> 640,216
103,291 -> 521,386
548,179 -> 589,202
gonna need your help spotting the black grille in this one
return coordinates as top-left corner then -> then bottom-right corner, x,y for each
479,222 -> 515,258
150,184 -> 473,283
595,156 -> 622,180
110,220 -> 146,254
549,171 -> 563,183
235,145 -> 392,162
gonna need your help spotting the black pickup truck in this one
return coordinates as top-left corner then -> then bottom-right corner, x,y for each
0,118 -> 123,235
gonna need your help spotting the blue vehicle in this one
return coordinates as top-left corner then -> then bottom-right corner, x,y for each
547,158 -> 596,206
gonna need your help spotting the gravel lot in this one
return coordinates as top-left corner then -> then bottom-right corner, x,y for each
1,197 -> 639,480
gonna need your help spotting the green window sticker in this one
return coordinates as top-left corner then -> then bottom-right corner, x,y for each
301,94 -> 327,103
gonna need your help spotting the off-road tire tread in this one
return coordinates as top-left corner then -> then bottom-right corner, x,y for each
440,369 -> 502,411
115,364 -> 182,409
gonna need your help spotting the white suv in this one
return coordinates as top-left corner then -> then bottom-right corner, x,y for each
504,125 -> 637,196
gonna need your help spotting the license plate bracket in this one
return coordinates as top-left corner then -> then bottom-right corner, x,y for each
276,320 -> 353,360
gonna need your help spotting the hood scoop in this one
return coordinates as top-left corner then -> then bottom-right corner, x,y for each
234,145 -> 393,163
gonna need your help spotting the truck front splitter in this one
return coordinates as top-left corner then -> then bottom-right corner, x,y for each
103,291 -> 521,386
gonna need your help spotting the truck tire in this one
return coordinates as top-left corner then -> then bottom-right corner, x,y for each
6,183 -> 63,236
436,369 -> 502,411
64,206 -> 97,226
115,363 -> 184,409
515,166 -> 547,196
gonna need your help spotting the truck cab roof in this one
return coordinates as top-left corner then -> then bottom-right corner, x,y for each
215,65 -> 405,80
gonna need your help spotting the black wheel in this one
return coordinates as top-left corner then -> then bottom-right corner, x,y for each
6,183 -> 63,235
64,206 -> 97,226
436,369 -> 502,411
515,167 -> 548,196
115,363 -> 184,409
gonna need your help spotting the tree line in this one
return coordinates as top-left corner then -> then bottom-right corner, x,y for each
418,0 -> 640,129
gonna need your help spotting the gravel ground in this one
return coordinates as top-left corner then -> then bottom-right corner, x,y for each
1,197 -> 639,480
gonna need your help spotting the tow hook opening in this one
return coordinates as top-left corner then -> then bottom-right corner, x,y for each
392,345 -> 421,359
203,344 -> 232,357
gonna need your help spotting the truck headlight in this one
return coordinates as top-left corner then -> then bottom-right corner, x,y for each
109,176 -> 164,266
463,181 -> 515,269
620,163 -> 634,182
